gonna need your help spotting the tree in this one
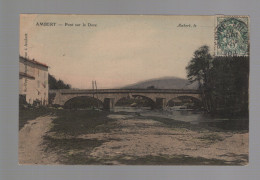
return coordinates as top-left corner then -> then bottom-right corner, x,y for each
186,45 -> 213,111
209,56 -> 249,116
186,45 -> 212,85
186,45 -> 249,116
48,74 -> 71,89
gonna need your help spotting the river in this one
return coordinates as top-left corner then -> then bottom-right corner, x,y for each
113,106 -> 249,131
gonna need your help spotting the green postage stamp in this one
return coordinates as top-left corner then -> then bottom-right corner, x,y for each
215,16 -> 249,56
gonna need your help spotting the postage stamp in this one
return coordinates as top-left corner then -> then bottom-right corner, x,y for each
215,16 -> 249,56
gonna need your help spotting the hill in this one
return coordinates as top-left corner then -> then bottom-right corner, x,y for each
121,77 -> 198,89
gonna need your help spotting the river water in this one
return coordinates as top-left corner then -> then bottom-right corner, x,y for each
113,106 -> 249,131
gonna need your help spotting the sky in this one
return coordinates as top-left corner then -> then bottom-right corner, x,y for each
20,15 -> 214,89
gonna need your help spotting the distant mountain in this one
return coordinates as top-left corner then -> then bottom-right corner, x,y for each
121,77 -> 198,89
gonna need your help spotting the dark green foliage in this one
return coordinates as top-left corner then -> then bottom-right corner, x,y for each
210,56 -> 249,115
186,46 -> 213,112
186,45 -> 249,116
186,45 -> 213,85
48,74 -> 71,89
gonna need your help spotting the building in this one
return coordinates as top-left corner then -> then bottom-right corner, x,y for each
19,56 -> 49,105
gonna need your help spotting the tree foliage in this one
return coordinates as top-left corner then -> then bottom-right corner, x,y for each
186,45 -> 249,116
48,74 -> 71,89
210,56 -> 249,115
186,45 -> 213,112
186,45 -> 213,86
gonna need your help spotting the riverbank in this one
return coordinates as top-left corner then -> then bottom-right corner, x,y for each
19,115 -> 59,164
19,108 -> 248,165
19,107 -> 53,130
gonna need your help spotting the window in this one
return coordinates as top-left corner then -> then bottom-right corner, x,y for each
37,80 -> 40,88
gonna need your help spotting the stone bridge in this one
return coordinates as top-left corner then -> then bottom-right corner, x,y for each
50,89 -> 201,110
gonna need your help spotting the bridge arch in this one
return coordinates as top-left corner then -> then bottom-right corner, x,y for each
115,94 -> 156,108
63,96 -> 103,109
166,95 -> 202,109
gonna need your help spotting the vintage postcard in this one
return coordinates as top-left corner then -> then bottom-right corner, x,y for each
19,14 -> 249,165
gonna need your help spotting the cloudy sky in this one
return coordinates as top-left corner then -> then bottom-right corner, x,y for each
20,15 -> 214,89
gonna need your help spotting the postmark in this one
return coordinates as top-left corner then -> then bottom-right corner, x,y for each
215,16 -> 249,56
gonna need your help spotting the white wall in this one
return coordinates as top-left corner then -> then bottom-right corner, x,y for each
19,58 -> 49,105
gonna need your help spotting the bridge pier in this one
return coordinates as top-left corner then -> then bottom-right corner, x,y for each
103,98 -> 115,111
155,98 -> 166,109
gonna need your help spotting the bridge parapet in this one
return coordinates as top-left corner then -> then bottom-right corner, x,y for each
50,89 -> 200,94
49,89 -> 201,107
